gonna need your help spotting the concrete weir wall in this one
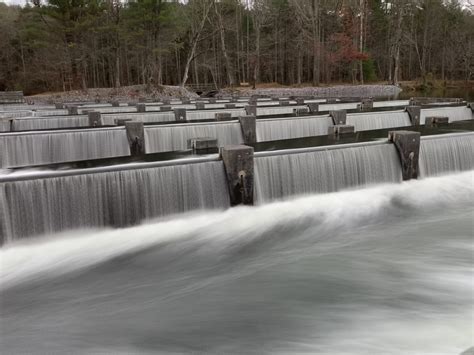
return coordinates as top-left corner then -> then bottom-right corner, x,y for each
3,131 -> 472,242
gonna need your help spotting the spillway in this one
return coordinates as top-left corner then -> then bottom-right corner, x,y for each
419,132 -> 474,177
420,106 -> 472,124
0,127 -> 130,168
346,110 -> 411,131
254,142 -> 402,202
144,121 -> 244,153
12,116 -> 89,130
0,157 -> 230,242
256,115 -> 333,141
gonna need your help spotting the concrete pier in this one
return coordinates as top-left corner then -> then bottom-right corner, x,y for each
67,105 -> 78,115
406,105 -> 421,125
294,108 -> 309,116
225,103 -> 236,109
196,102 -> 206,110
358,98 -> 373,111
330,110 -> 347,125
221,145 -> 254,206
239,115 -> 257,144
174,108 -> 187,122
389,130 -> 420,180
279,100 -> 290,106
160,105 -> 172,112
125,121 -> 145,156
295,98 -> 305,105
245,105 -> 257,117
307,103 -> 319,113
55,103 -> 64,109
136,103 -> 146,113
88,111 -> 102,127
426,116 -> 449,125
111,101 -> 120,107
216,112 -> 232,121
328,124 -> 355,136
187,137 -> 218,153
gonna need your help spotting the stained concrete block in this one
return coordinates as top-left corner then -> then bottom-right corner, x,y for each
187,137 -> 218,151
293,108 -> 309,116
239,115 -> 256,144
307,103 -> 319,113
330,110 -> 347,125
174,108 -> 187,122
245,105 -> 257,116
328,124 -> 355,136
216,112 -> 232,121
221,145 -> 254,206
389,130 -> 420,180
406,105 -> 421,125
225,103 -> 236,109
88,111 -> 102,127
136,103 -> 146,113
125,121 -> 145,156
67,105 -> 78,115
196,102 -> 206,110
160,105 -> 172,112
426,116 -> 449,125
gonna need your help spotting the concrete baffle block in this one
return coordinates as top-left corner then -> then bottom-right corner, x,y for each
426,116 -> 449,125
239,115 -> 256,144
209,98 -> 217,104
196,102 -> 206,110
358,98 -> 373,111
136,103 -> 146,113
67,105 -> 78,115
162,99 -> 170,105
160,105 -> 172,112
293,108 -> 309,116
221,145 -> 254,206
111,101 -> 120,107
187,137 -> 218,152
225,103 -> 236,109
216,112 -> 232,121
406,105 -> 421,125
389,130 -> 420,180
181,98 -> 191,104
326,98 -> 337,104
330,110 -> 347,125
88,111 -> 102,127
279,100 -> 290,106
115,118 -> 133,126
295,98 -> 305,105
138,97 -> 147,103
467,103 -> 474,112
245,105 -> 257,117
54,103 -> 64,109
128,102 -> 137,107
174,108 -> 187,122
125,121 -> 145,156
307,103 -> 319,113
328,125 -> 355,136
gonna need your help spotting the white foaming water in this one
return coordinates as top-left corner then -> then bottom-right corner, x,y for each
420,106 -> 473,124
419,132 -> 474,177
144,121 -> 243,153
254,142 -> 402,202
0,127 -> 130,168
1,171 -> 473,354
256,115 -> 333,141
346,110 -> 411,131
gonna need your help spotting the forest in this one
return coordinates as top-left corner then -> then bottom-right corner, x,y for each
0,0 -> 472,94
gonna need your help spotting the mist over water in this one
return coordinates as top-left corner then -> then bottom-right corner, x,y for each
1,171 -> 473,354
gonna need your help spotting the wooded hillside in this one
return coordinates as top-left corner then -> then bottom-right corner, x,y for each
0,0 -> 472,94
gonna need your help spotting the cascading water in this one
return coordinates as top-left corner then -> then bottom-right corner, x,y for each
0,158 -> 230,242
346,110 -> 411,131
144,122 -> 243,153
419,132 -> 474,177
254,142 -> 402,202
420,106 -> 473,124
256,115 -> 333,141
11,116 -> 89,131
1,171 -> 472,354
0,128 -> 131,168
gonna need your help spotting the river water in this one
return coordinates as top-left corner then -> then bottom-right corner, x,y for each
1,171 -> 473,354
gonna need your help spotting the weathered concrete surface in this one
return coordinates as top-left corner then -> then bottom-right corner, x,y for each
88,111 -> 102,126
221,145 -> 254,206
125,121 -> 145,156
110,101 -> 120,107
406,105 -> 421,125
160,105 -> 172,112
187,137 -> 218,151
358,98 -> 373,111
115,118 -> 133,126
67,105 -> 78,115
225,103 -> 236,109
426,116 -> 449,125
279,100 -> 290,106
328,124 -> 355,136
245,105 -> 257,117
196,102 -> 206,110
55,103 -> 64,109
307,103 -> 319,113
294,108 -> 309,116
216,112 -> 232,121
174,108 -> 187,121
330,110 -> 347,125
389,130 -> 420,180
136,103 -> 146,113
239,115 -> 257,144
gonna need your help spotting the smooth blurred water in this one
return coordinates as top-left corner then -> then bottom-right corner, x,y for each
1,171 -> 473,354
